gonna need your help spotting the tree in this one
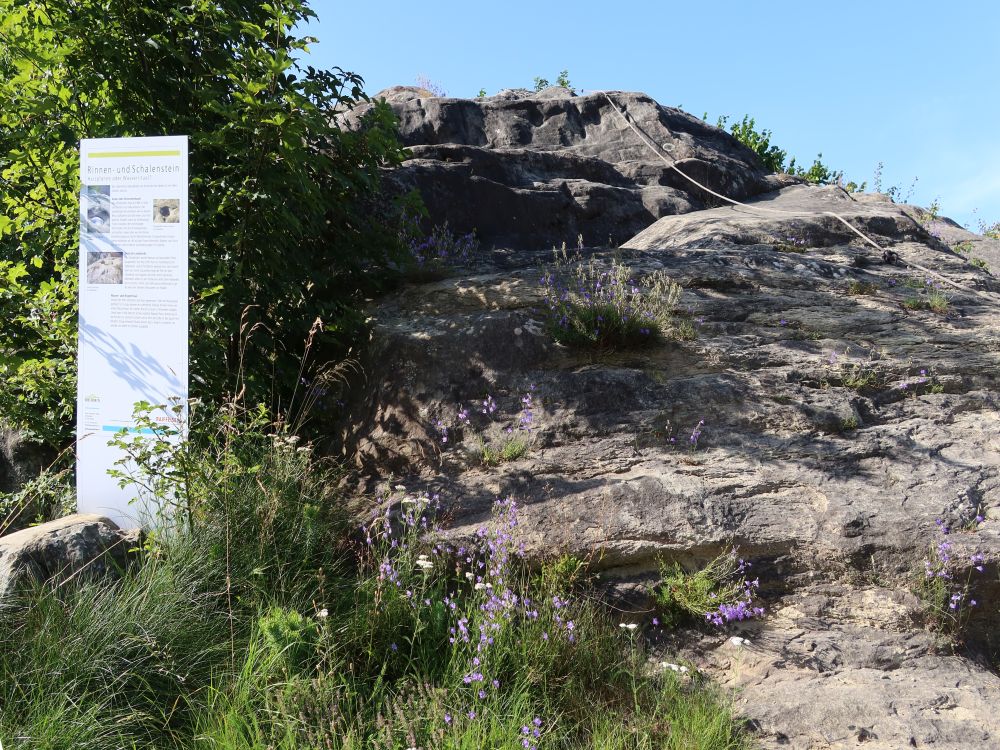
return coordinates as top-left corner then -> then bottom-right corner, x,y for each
0,0 -> 409,446
714,114 -> 843,185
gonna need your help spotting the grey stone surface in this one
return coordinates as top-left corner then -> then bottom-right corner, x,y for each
0,514 -> 138,599
339,91 -> 1000,748
0,428 -> 53,495
343,87 -> 776,249
663,584 -> 1000,749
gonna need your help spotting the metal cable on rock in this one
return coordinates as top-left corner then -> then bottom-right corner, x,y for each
600,92 -> 991,301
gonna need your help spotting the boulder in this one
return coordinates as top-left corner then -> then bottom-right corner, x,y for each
0,514 -> 139,599
344,87 -> 779,249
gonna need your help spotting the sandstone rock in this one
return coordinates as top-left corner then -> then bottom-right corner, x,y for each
340,90 -> 1000,748
0,428 -> 53,495
0,514 -> 138,599
663,584 -> 1000,749
344,88 -> 777,249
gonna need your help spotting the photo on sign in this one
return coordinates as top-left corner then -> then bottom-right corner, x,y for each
153,198 -> 180,224
86,251 -> 124,285
83,184 -> 112,234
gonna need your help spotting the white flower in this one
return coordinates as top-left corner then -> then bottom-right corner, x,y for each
394,484 -> 407,491
728,636 -> 750,648
415,559 -> 434,570
474,582 -> 486,590
317,608 -> 328,619
465,572 -> 474,580
619,623 -> 638,631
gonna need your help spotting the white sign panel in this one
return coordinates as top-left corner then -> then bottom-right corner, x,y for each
77,136 -> 188,528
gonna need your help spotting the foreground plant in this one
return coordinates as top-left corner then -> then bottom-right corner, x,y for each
652,549 -> 764,629
0,407 -> 754,750
437,387 -> 538,467
915,515 -> 988,645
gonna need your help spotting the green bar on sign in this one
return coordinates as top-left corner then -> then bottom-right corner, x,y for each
88,150 -> 182,158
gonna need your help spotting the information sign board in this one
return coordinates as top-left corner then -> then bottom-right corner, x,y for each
76,136 -> 188,527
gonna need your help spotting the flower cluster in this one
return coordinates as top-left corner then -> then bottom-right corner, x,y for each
777,235 -> 809,252
705,558 -> 765,627
688,419 -> 705,449
444,498 -> 556,742
539,253 -> 682,348
436,386 -> 538,466
358,489 -> 557,739
919,514 -> 988,637
897,369 -> 929,391
406,221 -> 479,270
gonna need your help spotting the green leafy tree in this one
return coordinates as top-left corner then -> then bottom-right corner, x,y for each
715,115 -> 788,174
714,114 -> 842,185
533,70 -> 573,93
0,0 -> 409,446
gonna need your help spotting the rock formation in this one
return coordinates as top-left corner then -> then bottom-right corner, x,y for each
0,514 -> 139,599
339,87 -> 1000,748
343,86 -> 785,248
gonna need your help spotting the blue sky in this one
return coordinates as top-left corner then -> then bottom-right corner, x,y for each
302,1 -> 999,231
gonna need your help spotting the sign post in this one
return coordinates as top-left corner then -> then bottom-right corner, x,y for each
76,136 -> 188,528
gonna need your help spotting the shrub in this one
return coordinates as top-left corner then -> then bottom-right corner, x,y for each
713,114 -> 843,184
0,455 -> 74,535
652,550 -> 764,629
540,249 -> 686,349
258,606 -> 321,676
0,0 -> 410,446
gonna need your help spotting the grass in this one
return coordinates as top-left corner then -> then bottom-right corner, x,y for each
900,277 -> 951,314
821,351 -> 891,394
480,434 -> 530,466
0,406 -> 755,750
840,415 -> 860,432
540,249 -> 688,350
845,280 -> 878,296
